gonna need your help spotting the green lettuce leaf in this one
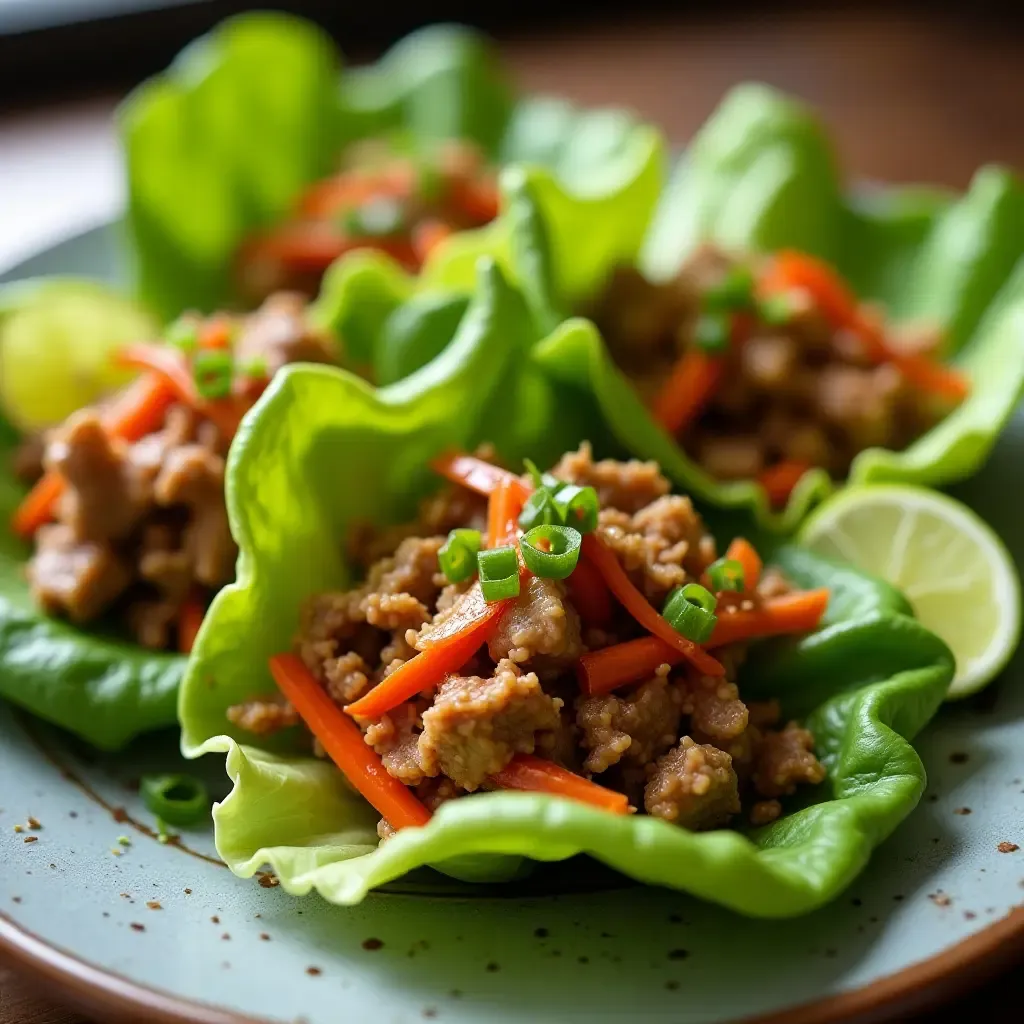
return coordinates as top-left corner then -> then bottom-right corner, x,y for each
519,83 -> 1024,529
0,279 -> 183,750
119,12 -> 663,323
180,282 -> 954,914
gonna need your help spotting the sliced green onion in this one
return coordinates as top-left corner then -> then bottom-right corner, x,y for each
140,774 -> 210,828
438,528 -> 481,583
193,349 -> 233,400
523,458 -> 545,489
693,313 -> 731,353
663,583 -> 718,644
166,317 -> 198,354
520,524 -> 582,579
552,484 -> 599,534
237,355 -> 268,380
706,557 -> 745,593
541,472 -> 568,495
518,487 -> 560,531
478,545 -> 520,602
704,265 -> 755,314
758,292 -> 796,326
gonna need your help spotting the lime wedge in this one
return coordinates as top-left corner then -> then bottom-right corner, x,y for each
0,278 -> 159,433
799,485 -> 1021,698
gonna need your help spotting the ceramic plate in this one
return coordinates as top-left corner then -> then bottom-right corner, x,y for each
1,225 -> 1023,1024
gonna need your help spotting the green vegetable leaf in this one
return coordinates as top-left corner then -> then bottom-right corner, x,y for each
180,300 -> 953,914
514,83 -> 1024,529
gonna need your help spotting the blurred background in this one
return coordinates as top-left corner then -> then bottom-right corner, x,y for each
4,0 -> 1024,269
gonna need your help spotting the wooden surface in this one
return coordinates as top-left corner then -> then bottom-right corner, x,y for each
1,6 -> 1023,1021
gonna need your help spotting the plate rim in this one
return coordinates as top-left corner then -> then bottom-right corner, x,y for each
2,220 -> 1024,1024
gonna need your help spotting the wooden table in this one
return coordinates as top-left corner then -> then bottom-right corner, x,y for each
1,6 -> 1021,1021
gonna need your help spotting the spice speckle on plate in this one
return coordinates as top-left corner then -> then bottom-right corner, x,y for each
306,967 -> 322,977
260,933 -> 271,941
27,816 -> 41,829
954,807 -> 972,815
130,923 -> 145,932
23,836 -> 38,844
929,892 -> 952,907
147,901 -> 162,910
997,841 -> 1019,853
361,938 -> 383,951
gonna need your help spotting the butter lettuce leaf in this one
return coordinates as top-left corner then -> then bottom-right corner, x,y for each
180,265 -> 953,913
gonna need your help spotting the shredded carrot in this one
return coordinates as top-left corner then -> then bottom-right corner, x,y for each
650,349 -> 725,436
490,753 -> 630,814
298,166 -> 414,218
240,227 -> 420,274
117,344 -> 245,440
449,175 -> 500,224
565,558 -> 613,628
199,318 -> 233,350
724,537 -> 762,593
577,589 -> 830,695
11,373 -> 176,537
177,593 -> 206,654
269,653 -> 430,829
580,535 -> 724,677
757,461 -> 811,509
412,218 -> 453,264
486,479 -> 521,549
430,452 -> 530,503
760,251 -> 969,402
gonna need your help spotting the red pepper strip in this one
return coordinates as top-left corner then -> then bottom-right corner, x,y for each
269,653 -> 430,829
759,250 -> 969,402
565,558 -> 613,629
430,452 -> 531,504
448,175 -> 501,224
490,754 -> 630,814
297,165 -> 415,218
11,373 -> 176,537
580,535 -> 724,677
116,344 -> 246,440
412,219 -> 454,264
486,479 -> 521,549
651,349 -> 726,436
177,591 -> 206,654
757,461 -> 813,509
724,537 -> 762,593
577,589 -> 831,696
238,227 -> 421,274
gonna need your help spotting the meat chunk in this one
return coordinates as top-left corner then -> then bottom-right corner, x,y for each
596,494 -> 715,603
363,536 -> 445,608
227,696 -> 300,736
644,736 -> 740,830
488,576 -> 583,674
753,722 -> 826,798
26,523 -> 131,622
153,445 -> 236,587
46,411 -> 151,542
551,442 -> 671,515
296,591 -> 383,688
233,292 -> 335,375
365,704 -> 426,784
418,660 -> 562,790
682,674 -> 749,743
13,433 -> 45,484
130,522 -> 194,649
576,674 -> 682,774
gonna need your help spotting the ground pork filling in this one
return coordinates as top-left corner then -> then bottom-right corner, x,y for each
228,445 -> 826,837
583,245 -> 949,483
18,291 -> 335,649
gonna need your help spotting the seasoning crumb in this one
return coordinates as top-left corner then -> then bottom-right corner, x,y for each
998,842 -> 1019,853
184,889 -> 192,895
110,847 -> 122,856
260,933 -> 271,941
11,896 -> 21,904
306,967 -> 321,977
146,901 -> 162,910
485,962 -> 500,972
69,811 -> 78,818
13,825 -> 23,833
533,927 -> 549,939
965,911 -> 977,920
668,949 -> 689,961
665,980 -> 680,991
211,916 -> 220,924
49,863 -> 56,870
130,923 -> 145,932
929,892 -> 952,907
362,938 -> 384,951
222,933 -> 231,941
27,816 -> 41,830
117,836 -> 132,847
257,872 -> 279,888
954,807 -> 972,815
23,836 -> 38,844
112,808 -> 128,823
949,751 -> 969,764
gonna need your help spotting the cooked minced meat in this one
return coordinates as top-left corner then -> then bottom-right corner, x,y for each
230,445 -> 827,839
22,292 -> 335,649
585,246 -> 954,486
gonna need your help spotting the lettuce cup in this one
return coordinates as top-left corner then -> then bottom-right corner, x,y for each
0,281 -> 339,748
482,83 -> 1024,530
179,260 -> 954,916
120,12 -> 662,321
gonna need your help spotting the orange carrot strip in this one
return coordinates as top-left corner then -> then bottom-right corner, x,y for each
199,318 -> 233,350
490,753 -> 630,814
565,558 -> 613,629
11,373 -> 176,537
239,227 -> 420,274
117,344 -> 244,439
487,479 -> 519,549
724,537 -> 762,593
577,589 -> 830,695
177,592 -> 206,654
430,452 -> 531,503
580,534 -> 724,677
449,175 -> 500,224
757,461 -> 812,509
269,653 -> 430,829
651,349 -> 725,436
412,218 -> 453,265
298,166 -> 414,218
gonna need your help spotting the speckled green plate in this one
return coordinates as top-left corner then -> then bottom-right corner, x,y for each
1,225 -> 1023,1024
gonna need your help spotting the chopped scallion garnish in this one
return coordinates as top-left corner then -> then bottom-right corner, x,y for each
167,317 -> 199,354
438,528 -> 482,583
704,265 -> 755,314
193,349 -> 234,400
552,484 -> 599,535
478,546 -> 520,602
707,557 -> 745,593
140,774 -> 210,828
693,313 -> 731,353
237,355 -> 268,380
520,524 -> 582,579
663,583 -> 718,644
758,292 -> 796,326
518,488 -> 561,531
